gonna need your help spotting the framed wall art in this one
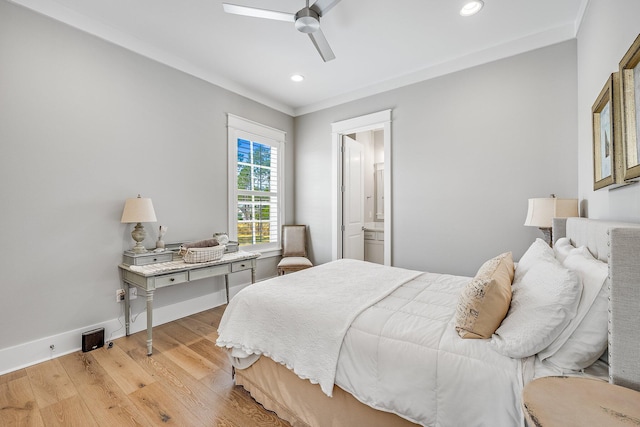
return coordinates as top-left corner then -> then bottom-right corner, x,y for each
592,72 -> 622,190
620,33 -> 640,181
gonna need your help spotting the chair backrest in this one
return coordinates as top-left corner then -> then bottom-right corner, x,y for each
282,225 -> 307,258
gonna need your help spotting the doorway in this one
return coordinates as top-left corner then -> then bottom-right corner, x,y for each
330,110 -> 392,265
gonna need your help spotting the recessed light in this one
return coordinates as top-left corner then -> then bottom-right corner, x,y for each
290,74 -> 305,82
460,0 -> 484,16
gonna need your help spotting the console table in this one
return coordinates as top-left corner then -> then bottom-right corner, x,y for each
118,250 -> 259,355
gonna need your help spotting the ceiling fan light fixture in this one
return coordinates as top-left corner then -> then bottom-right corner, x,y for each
290,74 -> 305,82
295,8 -> 320,33
460,0 -> 484,17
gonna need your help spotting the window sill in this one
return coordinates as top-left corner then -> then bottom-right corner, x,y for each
248,247 -> 282,259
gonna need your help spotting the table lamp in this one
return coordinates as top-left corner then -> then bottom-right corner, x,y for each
121,194 -> 157,253
524,195 -> 578,246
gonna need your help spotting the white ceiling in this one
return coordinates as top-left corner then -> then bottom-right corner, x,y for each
11,0 -> 588,116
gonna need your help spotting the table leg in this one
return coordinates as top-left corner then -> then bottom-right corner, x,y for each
124,283 -> 130,336
224,275 -> 229,304
146,289 -> 154,356
251,266 -> 256,284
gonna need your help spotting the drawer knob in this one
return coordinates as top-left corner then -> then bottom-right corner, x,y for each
170,278 -> 175,282
241,264 -> 245,267
153,258 -> 158,261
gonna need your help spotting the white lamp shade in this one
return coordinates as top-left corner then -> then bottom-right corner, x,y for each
121,196 -> 157,223
524,198 -> 578,228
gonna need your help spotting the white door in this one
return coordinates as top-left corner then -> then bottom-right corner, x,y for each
342,135 -> 364,260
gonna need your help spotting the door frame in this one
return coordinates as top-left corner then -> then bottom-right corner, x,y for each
330,109 -> 392,265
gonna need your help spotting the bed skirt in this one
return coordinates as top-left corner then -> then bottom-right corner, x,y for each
235,356 -> 419,427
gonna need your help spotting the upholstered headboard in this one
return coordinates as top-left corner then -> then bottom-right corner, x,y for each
553,217 -> 640,391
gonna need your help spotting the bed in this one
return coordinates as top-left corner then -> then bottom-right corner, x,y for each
216,218 -> 640,427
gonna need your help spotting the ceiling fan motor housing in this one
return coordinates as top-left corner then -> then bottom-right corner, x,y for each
295,8 -> 320,33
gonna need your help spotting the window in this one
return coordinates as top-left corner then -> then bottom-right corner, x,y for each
228,114 -> 285,252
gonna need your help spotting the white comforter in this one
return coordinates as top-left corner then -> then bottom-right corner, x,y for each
217,260 -> 525,426
216,259 -> 421,395
336,271 -> 524,426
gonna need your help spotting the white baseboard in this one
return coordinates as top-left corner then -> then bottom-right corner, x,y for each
0,282 -> 253,376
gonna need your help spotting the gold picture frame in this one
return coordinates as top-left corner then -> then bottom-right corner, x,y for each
620,33 -> 640,181
592,72 -> 622,190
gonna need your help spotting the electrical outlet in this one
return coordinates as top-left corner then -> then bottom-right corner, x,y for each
129,287 -> 137,300
116,289 -> 125,302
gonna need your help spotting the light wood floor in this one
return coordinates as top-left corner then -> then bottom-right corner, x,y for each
0,305 -> 291,426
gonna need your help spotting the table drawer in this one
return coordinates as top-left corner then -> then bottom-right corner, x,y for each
232,260 -> 254,272
155,271 -> 188,288
189,264 -> 230,281
122,251 -> 173,266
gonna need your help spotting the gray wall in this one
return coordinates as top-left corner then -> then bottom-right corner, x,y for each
10,0 -> 635,368
296,41 -> 578,276
0,0 -> 294,350
577,0 -> 640,220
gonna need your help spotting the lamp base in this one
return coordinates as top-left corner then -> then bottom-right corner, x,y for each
130,222 -> 148,253
130,242 -> 148,254
538,227 -> 552,247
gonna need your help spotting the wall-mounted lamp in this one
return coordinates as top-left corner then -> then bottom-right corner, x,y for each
524,195 -> 578,246
121,194 -> 157,253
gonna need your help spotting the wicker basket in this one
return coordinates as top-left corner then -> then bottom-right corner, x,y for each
180,245 -> 225,264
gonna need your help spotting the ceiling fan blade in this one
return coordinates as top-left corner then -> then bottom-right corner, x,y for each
308,28 -> 336,62
310,0 -> 342,16
222,3 -> 295,22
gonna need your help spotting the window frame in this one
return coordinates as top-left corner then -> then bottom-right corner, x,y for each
227,114 -> 285,253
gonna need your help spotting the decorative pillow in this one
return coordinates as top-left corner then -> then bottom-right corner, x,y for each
553,237 -> 575,263
514,238 -> 555,283
491,258 -> 582,358
455,252 -> 514,339
541,246 -> 609,370
546,286 -> 608,370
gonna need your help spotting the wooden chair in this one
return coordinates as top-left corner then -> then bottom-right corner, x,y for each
277,225 -> 313,275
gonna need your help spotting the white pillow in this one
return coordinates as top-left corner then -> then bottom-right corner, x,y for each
514,238 -> 555,283
491,258 -> 582,359
553,237 -> 575,263
541,247 -> 609,370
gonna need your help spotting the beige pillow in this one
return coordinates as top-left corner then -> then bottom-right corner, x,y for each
455,252 -> 514,339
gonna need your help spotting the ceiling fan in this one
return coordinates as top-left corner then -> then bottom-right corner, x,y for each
222,0 -> 342,62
